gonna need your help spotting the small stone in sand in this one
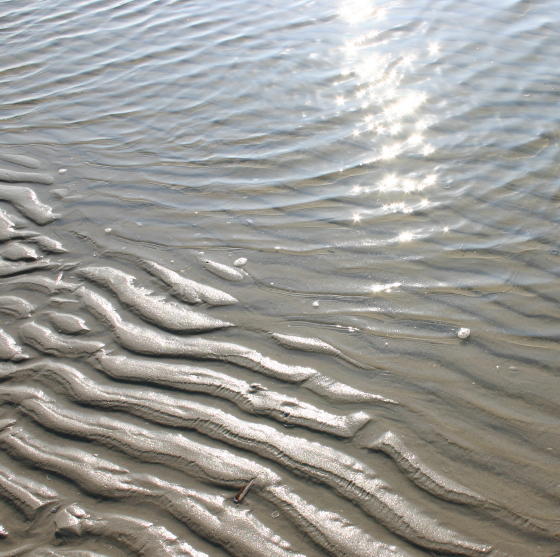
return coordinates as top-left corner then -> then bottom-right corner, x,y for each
52,188 -> 69,199
312,300 -> 320,308
234,257 -> 247,267
457,327 -> 471,339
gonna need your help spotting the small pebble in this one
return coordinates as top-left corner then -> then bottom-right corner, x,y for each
312,300 -> 320,307
457,327 -> 471,339
51,188 -> 69,199
233,257 -> 247,267
104,227 -> 112,233
58,168 -> 67,174
271,511 -> 280,519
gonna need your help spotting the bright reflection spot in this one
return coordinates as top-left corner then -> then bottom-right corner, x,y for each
400,54 -> 417,69
443,225 -> 450,233
339,1 -> 386,24
381,198 -> 431,214
424,173 -> 437,186
351,54 -> 391,84
335,95 -> 345,106
352,212 -> 363,223
421,143 -> 435,156
428,42 -> 441,56
402,179 -> 416,193
415,116 -> 434,131
382,201 -> 413,214
408,133 -> 423,146
379,173 -> 398,191
384,91 -> 427,121
380,143 -> 401,160
376,173 -> 437,193
397,230 -> 415,243
371,281 -> 401,293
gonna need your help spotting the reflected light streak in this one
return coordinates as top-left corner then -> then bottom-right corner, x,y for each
421,143 -> 435,156
382,202 -> 413,214
371,281 -> 401,293
381,198 -> 431,214
339,2 -> 438,163
339,1 -> 387,24
384,91 -> 427,121
380,143 -> 402,160
338,0 -> 440,242
428,42 -> 441,56
348,172 -> 437,198
397,230 -> 416,243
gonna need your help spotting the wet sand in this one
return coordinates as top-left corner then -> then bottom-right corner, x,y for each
1,0 -> 560,556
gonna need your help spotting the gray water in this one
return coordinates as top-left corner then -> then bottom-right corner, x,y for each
0,0 -> 559,555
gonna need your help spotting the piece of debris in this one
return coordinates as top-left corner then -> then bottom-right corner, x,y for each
248,383 -> 267,393
457,327 -> 471,339
233,478 -> 256,504
0,524 -> 8,538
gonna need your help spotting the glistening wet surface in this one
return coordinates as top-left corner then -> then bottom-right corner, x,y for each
1,0 -> 559,555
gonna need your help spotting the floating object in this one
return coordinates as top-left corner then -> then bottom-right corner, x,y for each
457,328 -> 471,339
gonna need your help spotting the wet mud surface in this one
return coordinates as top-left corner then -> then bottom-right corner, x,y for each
1,0 -> 560,556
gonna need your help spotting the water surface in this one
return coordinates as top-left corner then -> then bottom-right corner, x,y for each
0,0 -> 559,555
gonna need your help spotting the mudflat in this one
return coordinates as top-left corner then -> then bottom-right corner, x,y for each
0,1 -> 559,555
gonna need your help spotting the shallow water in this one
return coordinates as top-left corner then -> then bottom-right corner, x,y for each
0,0 -> 559,555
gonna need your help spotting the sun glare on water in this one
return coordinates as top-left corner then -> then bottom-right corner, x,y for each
337,0 -> 443,243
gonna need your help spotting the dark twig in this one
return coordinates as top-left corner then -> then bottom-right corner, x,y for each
233,478 -> 256,504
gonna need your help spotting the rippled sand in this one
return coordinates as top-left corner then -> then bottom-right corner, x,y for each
1,0 -> 560,556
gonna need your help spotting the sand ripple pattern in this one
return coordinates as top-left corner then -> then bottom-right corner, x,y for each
2,0 -> 560,555
0,154 -> 558,557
